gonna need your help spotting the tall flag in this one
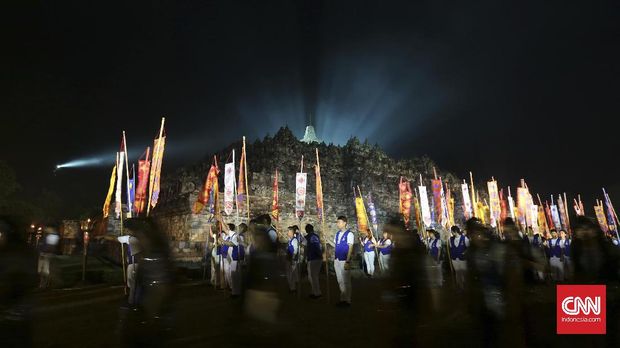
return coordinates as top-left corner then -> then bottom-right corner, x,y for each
103,164 -> 117,218
128,165 -> 136,212
149,134 -> 166,209
355,192 -> 369,233
603,190 -> 617,235
315,151 -> 324,221
477,200 -> 487,225
538,205 -> 549,235
594,202 -> 608,232
419,185 -> 432,228
134,147 -> 151,215
237,140 -> 246,213
573,196 -> 585,216
462,181 -> 473,220
557,195 -> 568,231
295,172 -> 307,220
530,204 -> 540,233
550,201 -> 562,230
448,194 -> 455,227
193,157 -> 219,214
545,202 -> 556,230
122,132 -> 132,217
223,151 -> 236,216
115,146 -> 125,218
499,189 -> 508,222
441,182 -> 450,228
516,186 -> 528,227
431,179 -> 443,226
367,193 -> 378,233
507,187 -> 516,220
208,172 -> 220,215
272,169 -> 279,221
399,177 -> 412,228
413,192 -> 422,231
487,180 -> 501,227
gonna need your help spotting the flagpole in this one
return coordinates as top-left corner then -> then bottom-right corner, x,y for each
117,151 -> 127,295
123,131 -> 132,218
233,149 -> 240,226
315,149 -> 330,303
470,172 -> 476,218
603,189 -> 620,241
147,117 -> 165,217
563,192 -> 571,234
242,136 -> 250,221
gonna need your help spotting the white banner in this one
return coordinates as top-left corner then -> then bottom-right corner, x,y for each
295,173 -> 307,219
115,151 -> 125,218
224,162 -> 235,215
461,183 -> 472,219
508,196 -> 515,219
551,205 -> 561,230
419,186 -> 432,228
530,204 -> 539,233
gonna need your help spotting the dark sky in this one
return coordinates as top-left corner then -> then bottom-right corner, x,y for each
1,0 -> 618,216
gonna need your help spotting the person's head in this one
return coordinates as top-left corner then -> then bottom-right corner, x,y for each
382,231 -> 390,239
287,225 -> 299,239
502,218 -> 519,241
432,230 -> 440,240
451,225 -> 461,235
257,214 -> 272,227
305,224 -> 314,235
227,223 -> 236,232
238,223 -> 248,234
336,216 -> 347,230
559,229 -> 567,239
551,230 -> 558,239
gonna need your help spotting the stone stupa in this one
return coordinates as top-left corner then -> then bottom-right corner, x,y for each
300,125 -> 321,144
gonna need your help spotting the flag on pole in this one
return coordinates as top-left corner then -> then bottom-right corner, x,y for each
574,197 -> 585,216
193,158 -> 219,214
295,173 -> 307,220
477,201 -> 487,224
441,182 -> 450,228
149,135 -> 165,209
367,193 -> 378,233
507,188 -> 516,220
399,177 -> 412,228
557,195 -> 568,231
516,187 -> 528,227
103,164 -> 117,218
530,204 -> 540,233
237,142 -> 246,212
604,191 -> 617,234
134,148 -> 151,215
115,147 -> 125,218
448,195 -> 455,227
537,205 -> 549,235
223,160 -> 235,215
462,182 -> 473,220
419,185 -> 432,228
431,179 -> 443,226
272,169 -> 279,221
487,180 -> 501,226
128,165 -> 136,212
594,203 -> 608,232
551,203 -> 562,231
315,159 -> 323,221
499,189 -> 508,222
355,194 -> 368,233
413,192 -> 422,230
545,202 -> 555,231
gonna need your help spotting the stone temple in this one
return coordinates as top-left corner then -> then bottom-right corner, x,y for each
149,126 -> 461,261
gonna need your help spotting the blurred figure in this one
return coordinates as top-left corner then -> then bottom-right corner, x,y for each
427,230 -> 443,287
449,225 -> 469,291
359,228 -> 376,277
0,217 -> 38,348
285,225 -> 300,293
376,230 -> 393,273
546,230 -> 564,281
37,225 -> 60,289
560,229 -> 572,280
218,216 -> 243,297
333,215 -> 353,307
118,218 -> 175,348
117,233 -> 143,305
304,224 -> 323,299
526,227 -> 546,282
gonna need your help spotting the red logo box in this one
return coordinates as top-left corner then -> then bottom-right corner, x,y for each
557,285 -> 606,334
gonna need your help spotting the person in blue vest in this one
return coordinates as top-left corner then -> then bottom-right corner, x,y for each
375,231 -> 393,273
218,216 -> 244,298
209,227 -> 224,288
304,224 -> 323,299
359,228 -> 376,277
428,230 -> 443,286
560,229 -> 572,280
546,229 -> 564,281
334,215 -> 354,307
449,225 -> 469,290
527,227 -> 546,281
285,225 -> 300,293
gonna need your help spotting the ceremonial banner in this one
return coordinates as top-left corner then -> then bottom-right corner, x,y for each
295,173 -> 307,220
545,203 -> 555,230
517,187 -> 528,226
367,193 -> 378,232
448,197 -> 455,227
209,177 -> 219,215
134,148 -> 151,215
128,172 -> 135,213
272,170 -> 279,221
487,181 -> 501,224
499,189 -> 508,222
103,165 -> 116,218
441,184 -> 450,228
193,161 -> 219,214
419,186 -> 432,228
413,194 -> 422,230
551,204 -> 562,230
530,204 -> 539,233
399,178 -> 412,228
237,143 -> 246,211
462,183 -> 473,219
355,196 -> 368,233
315,164 -> 323,221
115,151 -> 125,218
477,201 -> 487,225
149,136 -> 166,209
557,195 -> 568,231
224,162 -> 235,215
538,205 -> 549,235
604,195 -> 617,234
431,179 -> 443,225
594,204 -> 608,232
508,195 -> 516,220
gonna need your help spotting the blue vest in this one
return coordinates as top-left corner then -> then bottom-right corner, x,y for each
363,238 -> 374,252
221,235 -> 229,256
231,233 -> 245,261
550,238 -> 562,258
564,239 -> 571,257
450,235 -> 467,260
335,230 -> 351,261
532,234 -> 541,247
287,238 -> 298,260
306,233 -> 322,261
430,238 -> 440,260
379,238 -> 392,255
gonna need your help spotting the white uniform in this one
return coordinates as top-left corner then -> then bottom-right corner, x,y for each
226,231 -> 242,295
548,238 -> 564,281
362,237 -> 376,276
378,239 -> 392,272
450,234 -> 469,290
334,230 -> 354,304
286,237 -> 299,291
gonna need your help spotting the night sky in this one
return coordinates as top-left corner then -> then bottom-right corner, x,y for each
2,1 -> 618,217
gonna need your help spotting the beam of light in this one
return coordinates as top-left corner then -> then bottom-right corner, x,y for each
56,157 -> 110,169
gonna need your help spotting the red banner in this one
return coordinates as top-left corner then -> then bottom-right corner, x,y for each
431,179 -> 443,225
399,178 -> 412,228
271,170 -> 279,221
193,158 -> 219,214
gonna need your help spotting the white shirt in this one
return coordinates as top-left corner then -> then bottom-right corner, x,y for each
227,231 -> 239,258
382,239 -> 392,247
452,235 -> 470,248
334,230 -> 354,245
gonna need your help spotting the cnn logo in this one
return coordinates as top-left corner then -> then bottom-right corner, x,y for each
557,285 -> 606,335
